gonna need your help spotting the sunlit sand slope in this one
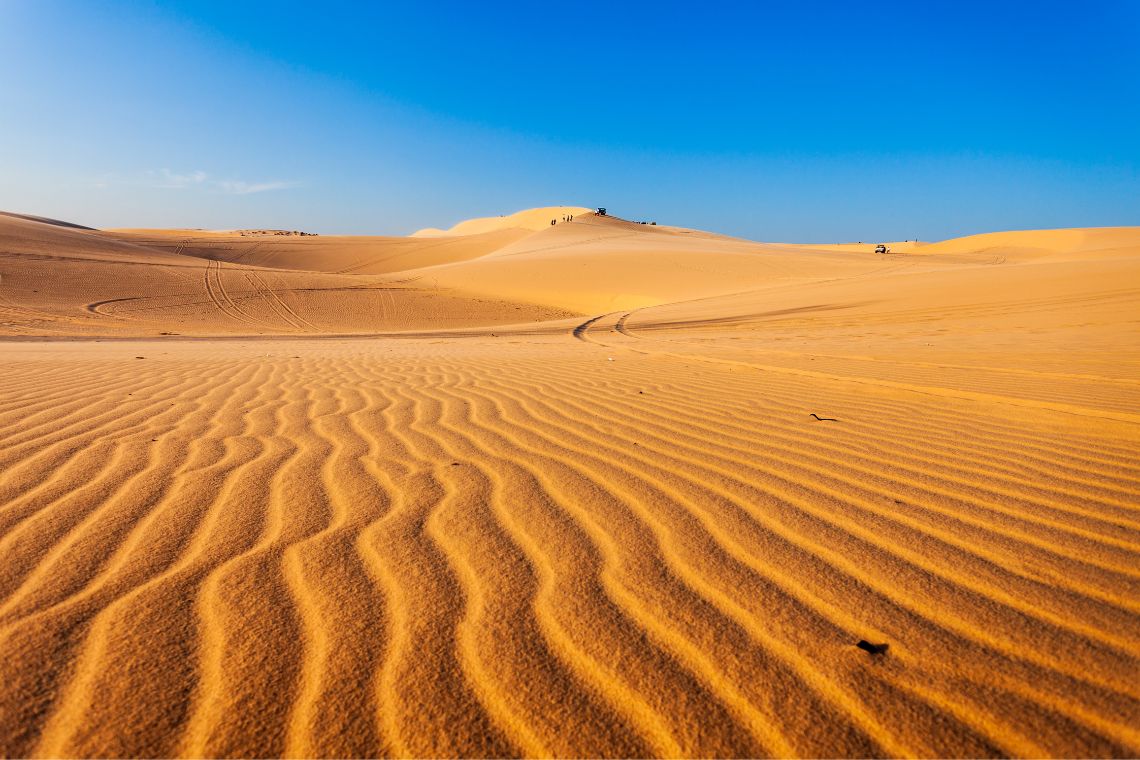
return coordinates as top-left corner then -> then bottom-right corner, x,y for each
396,218 -> 1140,316
611,227 -> 1140,417
0,336 -> 1138,758
411,205 -> 592,236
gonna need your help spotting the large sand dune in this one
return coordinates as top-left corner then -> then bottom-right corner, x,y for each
1,209 -> 1139,757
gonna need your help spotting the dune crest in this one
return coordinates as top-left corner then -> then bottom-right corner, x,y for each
411,205 -> 593,237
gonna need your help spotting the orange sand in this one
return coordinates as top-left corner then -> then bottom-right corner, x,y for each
1,209 -> 1138,757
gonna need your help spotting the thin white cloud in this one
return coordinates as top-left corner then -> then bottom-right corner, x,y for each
215,179 -> 301,195
149,168 -> 209,189
99,170 -> 301,194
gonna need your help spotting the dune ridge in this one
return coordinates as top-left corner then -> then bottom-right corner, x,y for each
1,209 -> 1139,757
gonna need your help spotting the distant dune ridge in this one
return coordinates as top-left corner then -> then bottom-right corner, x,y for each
1,207 -> 1139,757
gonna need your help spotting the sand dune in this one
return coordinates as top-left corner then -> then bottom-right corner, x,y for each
1,209 -> 1139,757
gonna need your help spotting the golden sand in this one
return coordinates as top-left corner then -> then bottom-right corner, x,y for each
1,209 -> 1138,757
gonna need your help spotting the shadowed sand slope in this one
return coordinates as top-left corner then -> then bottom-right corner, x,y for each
105,226 -> 537,275
0,215 -> 577,335
1,211 -> 1139,757
0,211 -> 97,231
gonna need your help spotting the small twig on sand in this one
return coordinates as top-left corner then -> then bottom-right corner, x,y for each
809,413 -> 838,421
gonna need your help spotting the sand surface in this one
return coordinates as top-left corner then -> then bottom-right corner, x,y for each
1,211 -> 1139,757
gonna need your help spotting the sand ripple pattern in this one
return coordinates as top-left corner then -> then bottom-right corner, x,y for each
1,338 -> 1139,758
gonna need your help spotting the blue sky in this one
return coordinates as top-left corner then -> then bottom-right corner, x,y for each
1,0 -> 1137,241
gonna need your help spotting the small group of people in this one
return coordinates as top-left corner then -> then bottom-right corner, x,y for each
551,213 -> 575,226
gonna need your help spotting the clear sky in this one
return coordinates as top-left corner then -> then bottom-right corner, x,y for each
1,0 -> 1137,241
